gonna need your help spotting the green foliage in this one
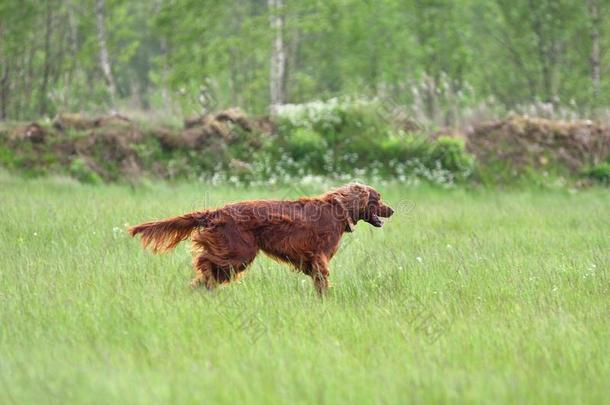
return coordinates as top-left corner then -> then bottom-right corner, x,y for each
1,0 -> 608,119
277,98 -> 393,165
272,99 -> 476,181
285,128 -> 327,162
63,128 -> 90,141
583,163 -> 610,185
379,135 -> 430,162
130,137 -> 164,167
0,103 -> 605,187
69,157 -> 102,185
0,145 -> 17,168
427,136 -> 474,181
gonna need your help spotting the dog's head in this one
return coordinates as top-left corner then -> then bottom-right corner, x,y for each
329,182 -> 394,231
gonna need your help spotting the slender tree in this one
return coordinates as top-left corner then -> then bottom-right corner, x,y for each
268,0 -> 286,114
0,21 -> 8,120
95,0 -> 117,106
587,0 -> 602,99
0,61 -> 8,121
39,0 -> 53,115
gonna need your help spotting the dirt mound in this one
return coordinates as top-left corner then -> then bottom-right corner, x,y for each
185,108 -> 251,131
2,114 -> 146,180
10,123 -> 47,144
73,130 -> 137,162
185,108 -> 272,134
155,116 -> 231,151
162,108 -> 271,151
0,109 -> 274,181
53,113 -> 133,131
467,115 -> 610,172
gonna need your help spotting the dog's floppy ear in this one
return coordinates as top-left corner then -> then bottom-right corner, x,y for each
343,183 -> 370,227
325,182 -> 371,231
329,194 -> 356,232
349,183 -> 371,213
345,215 -> 356,232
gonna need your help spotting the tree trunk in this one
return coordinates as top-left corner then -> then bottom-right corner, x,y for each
95,0 -> 117,106
587,0 -> 601,99
0,23 -> 7,120
159,37 -> 171,110
287,23 -> 301,101
0,63 -> 8,121
39,0 -> 53,115
66,0 -> 79,55
268,0 -> 286,114
528,0 -> 553,102
154,0 -> 171,111
65,0 -> 79,82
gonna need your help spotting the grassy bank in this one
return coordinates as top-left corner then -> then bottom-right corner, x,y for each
2,104 -> 609,187
0,175 -> 608,403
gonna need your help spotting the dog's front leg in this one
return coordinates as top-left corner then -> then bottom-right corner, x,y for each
310,257 -> 331,297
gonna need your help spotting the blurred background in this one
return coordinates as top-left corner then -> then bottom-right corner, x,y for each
0,0 -> 609,186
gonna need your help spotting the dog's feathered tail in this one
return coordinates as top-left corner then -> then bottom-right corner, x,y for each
128,210 -> 211,253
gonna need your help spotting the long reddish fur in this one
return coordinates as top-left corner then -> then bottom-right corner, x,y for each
128,211 -> 210,253
128,183 -> 393,294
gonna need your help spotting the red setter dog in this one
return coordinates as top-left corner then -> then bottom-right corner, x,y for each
129,183 -> 394,294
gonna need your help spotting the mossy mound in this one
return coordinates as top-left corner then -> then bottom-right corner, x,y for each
467,115 -> 610,174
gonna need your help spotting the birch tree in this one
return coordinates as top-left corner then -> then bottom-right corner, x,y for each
587,0 -> 602,98
268,0 -> 286,114
95,0 -> 117,106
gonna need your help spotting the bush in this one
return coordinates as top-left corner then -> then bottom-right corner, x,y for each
277,98 -> 402,170
69,158 -> 102,185
277,97 -> 391,150
286,128 -> 327,160
273,98 -> 479,184
379,134 -> 430,162
427,136 -> 475,180
583,163 -> 610,185
0,145 -> 17,168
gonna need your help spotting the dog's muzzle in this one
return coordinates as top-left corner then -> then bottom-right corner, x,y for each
367,203 -> 394,227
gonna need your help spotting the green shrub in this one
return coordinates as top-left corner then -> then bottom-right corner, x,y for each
583,163 -> 610,185
131,138 -> 164,166
428,136 -> 475,180
379,134 -> 430,162
0,145 -> 17,168
277,98 -> 403,170
285,128 -> 327,160
275,99 -> 479,183
69,158 -> 102,184
227,126 -> 268,163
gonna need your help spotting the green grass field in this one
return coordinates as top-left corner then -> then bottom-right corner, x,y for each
1,174 -> 608,404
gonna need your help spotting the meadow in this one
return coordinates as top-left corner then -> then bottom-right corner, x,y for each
0,173 -> 608,404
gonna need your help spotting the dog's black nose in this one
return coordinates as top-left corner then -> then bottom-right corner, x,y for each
387,207 -> 394,216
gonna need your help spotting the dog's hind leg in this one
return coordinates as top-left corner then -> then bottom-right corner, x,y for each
191,255 -> 216,290
191,226 -> 258,290
192,254 -> 256,290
